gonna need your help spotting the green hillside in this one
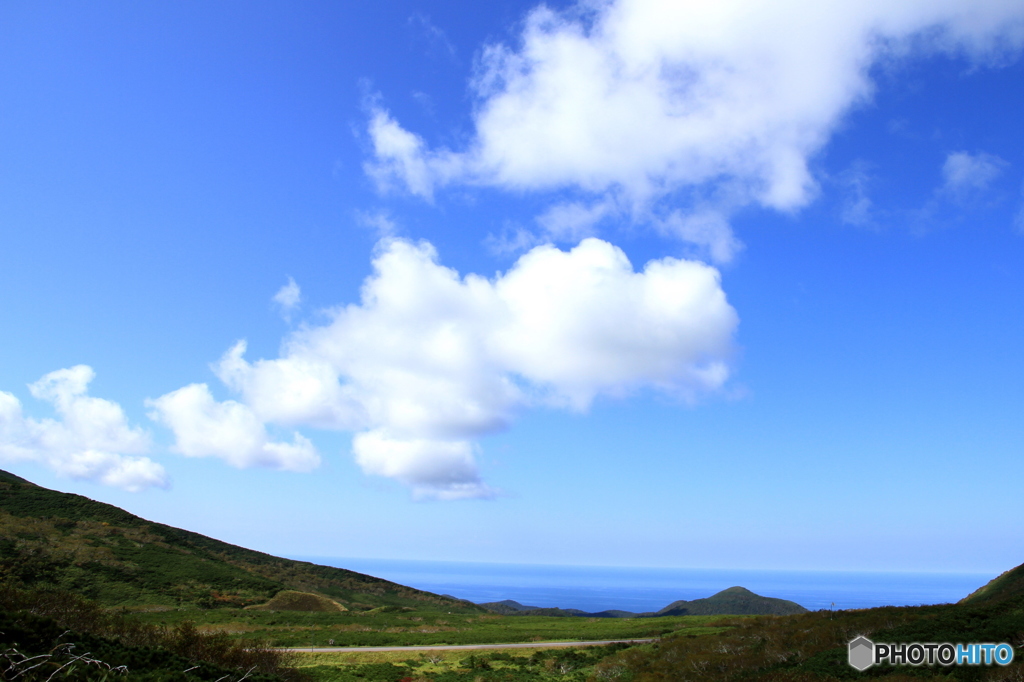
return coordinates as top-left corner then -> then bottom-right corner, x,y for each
0,469 -> 480,613
960,562 -> 1024,605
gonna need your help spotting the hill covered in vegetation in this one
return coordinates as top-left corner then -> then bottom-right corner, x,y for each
960,561 -> 1024,606
0,468 -> 480,613
655,586 -> 807,616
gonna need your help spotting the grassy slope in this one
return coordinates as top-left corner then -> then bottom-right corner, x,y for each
0,469 -> 479,613
960,562 -> 1024,606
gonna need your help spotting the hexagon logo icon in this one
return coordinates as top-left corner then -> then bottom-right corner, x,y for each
848,636 -> 874,671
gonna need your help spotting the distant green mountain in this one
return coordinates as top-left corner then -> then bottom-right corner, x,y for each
0,469 -> 480,613
960,562 -> 1024,605
508,606 -> 590,617
586,609 -> 640,619
477,599 -> 543,614
656,586 -> 808,616
480,586 -> 808,618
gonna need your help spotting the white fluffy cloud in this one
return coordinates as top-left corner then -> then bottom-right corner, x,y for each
366,0 -> 1024,252
353,431 -> 489,501
0,366 -> 167,491
185,237 -> 736,499
147,383 -> 320,472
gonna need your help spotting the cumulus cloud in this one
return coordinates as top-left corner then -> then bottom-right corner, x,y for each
366,0 -> 1024,249
147,384 -> 320,472
0,366 -> 167,491
272,277 -> 301,319
166,237 -> 736,499
941,150 -> 1008,198
353,431 -> 490,501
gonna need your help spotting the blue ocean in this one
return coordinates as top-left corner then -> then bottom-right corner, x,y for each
295,557 -> 996,613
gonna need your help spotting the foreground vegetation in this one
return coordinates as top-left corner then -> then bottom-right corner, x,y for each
0,583 -> 298,681
6,582 -> 1024,681
0,582 -> 700,681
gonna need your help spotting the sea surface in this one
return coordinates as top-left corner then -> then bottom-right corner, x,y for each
295,557 -> 996,613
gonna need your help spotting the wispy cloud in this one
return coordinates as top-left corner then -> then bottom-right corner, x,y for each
839,162 -> 876,227
408,13 -> 457,61
356,209 -> 400,239
1015,179 -> 1024,234
940,151 -> 1008,200
535,200 -> 613,242
272,277 -> 302,321
484,223 -> 544,256
654,209 -> 744,264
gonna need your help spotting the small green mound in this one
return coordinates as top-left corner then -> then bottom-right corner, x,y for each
248,590 -> 348,612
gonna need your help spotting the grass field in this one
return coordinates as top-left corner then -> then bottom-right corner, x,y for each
131,607 -> 732,648
289,642 -> 655,681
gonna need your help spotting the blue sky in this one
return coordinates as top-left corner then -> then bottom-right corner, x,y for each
2,0 -> 1023,574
